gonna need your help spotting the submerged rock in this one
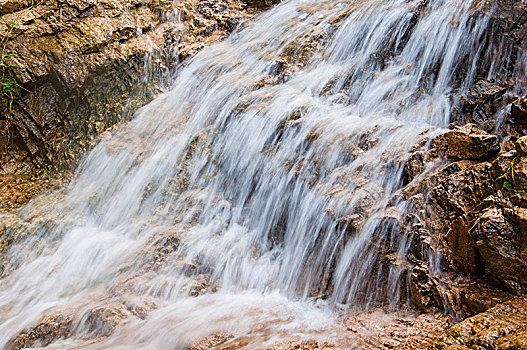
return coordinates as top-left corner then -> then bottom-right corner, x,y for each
8,314 -> 74,350
83,304 -> 134,336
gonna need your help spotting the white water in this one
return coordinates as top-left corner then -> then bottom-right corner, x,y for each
0,0 -> 501,348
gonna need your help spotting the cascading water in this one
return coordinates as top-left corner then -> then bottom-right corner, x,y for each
0,0 -> 507,348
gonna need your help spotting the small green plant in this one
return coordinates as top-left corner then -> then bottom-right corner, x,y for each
500,157 -> 527,197
498,157 -> 519,189
0,19 -> 21,112
0,53 -> 20,112
507,157 -> 518,182
0,19 -> 24,155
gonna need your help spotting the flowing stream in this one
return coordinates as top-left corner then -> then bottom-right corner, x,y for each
0,0 -> 506,348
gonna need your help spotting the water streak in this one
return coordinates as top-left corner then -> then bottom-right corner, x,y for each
0,0 -> 501,347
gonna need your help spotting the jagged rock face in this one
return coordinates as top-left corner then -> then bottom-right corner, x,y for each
0,0 -> 261,174
0,0 -> 272,211
470,0 -> 527,82
402,126 -> 527,307
476,207 -> 527,295
511,96 -> 527,126
450,80 -> 527,138
449,81 -> 509,133
394,0 -> 527,312
398,99 -> 527,318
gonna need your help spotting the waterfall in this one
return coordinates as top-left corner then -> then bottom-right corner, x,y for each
0,0 -> 499,348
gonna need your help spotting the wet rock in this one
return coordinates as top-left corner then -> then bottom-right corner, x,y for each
404,150 -> 425,181
503,206 -> 527,243
409,265 -> 440,312
0,0 -> 29,15
511,158 -> 527,189
242,0 -> 281,9
457,279 -> 513,317
187,333 -> 235,350
450,80 -> 508,133
475,207 -> 527,295
0,214 -> 22,278
490,149 -> 518,183
189,279 -> 215,297
0,0 -> 262,208
445,215 -> 482,275
430,160 -> 493,215
443,346 -> 471,350
344,307 -> 451,350
9,314 -> 74,350
150,233 -> 181,266
511,96 -> 527,125
337,213 -> 364,238
0,171 -> 67,213
0,199 -> 67,279
83,304 -> 133,336
375,207 -> 403,237
401,120 -> 527,316
431,124 -> 500,160
516,136 -> 527,156
265,340 -> 336,349
440,295 -> 527,350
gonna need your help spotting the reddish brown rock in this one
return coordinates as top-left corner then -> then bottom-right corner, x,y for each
83,304 -> 133,336
409,265 -> 441,312
475,207 -> 527,295
430,161 -> 493,215
449,80 -> 509,133
431,124 -> 500,160
457,280 -> 513,317
511,96 -> 527,125
188,333 -> 235,350
445,216 -> 482,275
440,296 -> 527,350
0,0 -> 266,210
